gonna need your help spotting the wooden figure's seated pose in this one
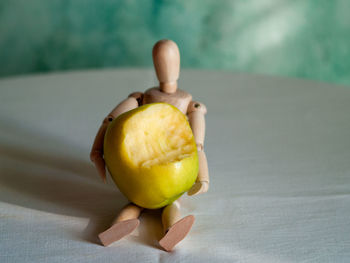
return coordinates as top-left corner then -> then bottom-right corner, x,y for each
90,40 -> 209,251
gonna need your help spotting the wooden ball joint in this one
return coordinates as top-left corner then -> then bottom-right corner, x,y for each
90,39 -> 209,251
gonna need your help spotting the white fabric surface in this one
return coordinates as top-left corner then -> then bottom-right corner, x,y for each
0,69 -> 349,263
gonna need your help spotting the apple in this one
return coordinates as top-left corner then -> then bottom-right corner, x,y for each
104,103 -> 199,209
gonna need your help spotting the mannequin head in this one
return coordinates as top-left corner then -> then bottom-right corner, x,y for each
152,39 -> 180,93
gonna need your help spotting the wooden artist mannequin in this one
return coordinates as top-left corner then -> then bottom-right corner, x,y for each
90,39 -> 209,251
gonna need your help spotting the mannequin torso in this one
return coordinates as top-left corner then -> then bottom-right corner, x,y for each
143,87 -> 192,114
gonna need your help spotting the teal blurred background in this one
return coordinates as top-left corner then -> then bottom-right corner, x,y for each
1,0 -> 350,85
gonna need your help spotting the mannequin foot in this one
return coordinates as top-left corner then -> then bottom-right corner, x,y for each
98,218 -> 139,246
159,215 -> 195,252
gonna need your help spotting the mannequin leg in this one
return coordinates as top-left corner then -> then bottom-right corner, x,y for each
159,200 -> 195,251
99,203 -> 143,246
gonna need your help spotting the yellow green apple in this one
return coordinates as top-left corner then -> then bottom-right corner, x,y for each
104,103 -> 199,209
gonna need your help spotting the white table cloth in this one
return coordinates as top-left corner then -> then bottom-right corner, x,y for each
0,69 -> 349,262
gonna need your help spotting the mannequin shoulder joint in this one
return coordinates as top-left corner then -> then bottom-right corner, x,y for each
187,101 -> 207,115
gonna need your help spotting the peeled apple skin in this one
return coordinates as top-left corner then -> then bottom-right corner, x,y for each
104,103 -> 199,209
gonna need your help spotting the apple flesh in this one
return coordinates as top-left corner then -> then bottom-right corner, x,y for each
104,103 -> 199,209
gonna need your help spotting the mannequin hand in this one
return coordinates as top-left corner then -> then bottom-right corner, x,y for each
187,181 -> 209,196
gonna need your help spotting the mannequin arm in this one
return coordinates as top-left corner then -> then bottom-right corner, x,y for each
90,92 -> 143,181
186,101 -> 209,196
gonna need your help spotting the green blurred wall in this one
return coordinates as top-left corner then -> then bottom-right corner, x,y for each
1,0 -> 350,85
